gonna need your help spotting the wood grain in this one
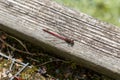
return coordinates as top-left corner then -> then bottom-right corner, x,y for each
0,0 -> 120,79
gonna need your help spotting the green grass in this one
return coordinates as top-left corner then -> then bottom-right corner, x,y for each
54,0 -> 120,26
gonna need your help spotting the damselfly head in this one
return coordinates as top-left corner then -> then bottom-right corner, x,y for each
65,38 -> 74,46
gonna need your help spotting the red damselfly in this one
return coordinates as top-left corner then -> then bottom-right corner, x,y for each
43,29 -> 74,46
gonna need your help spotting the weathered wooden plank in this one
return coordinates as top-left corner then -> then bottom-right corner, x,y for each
0,0 -> 120,79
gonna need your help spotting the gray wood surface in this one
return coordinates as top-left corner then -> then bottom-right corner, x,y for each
0,0 -> 120,79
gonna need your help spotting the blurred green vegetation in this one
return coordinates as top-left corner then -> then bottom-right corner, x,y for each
54,0 -> 120,27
